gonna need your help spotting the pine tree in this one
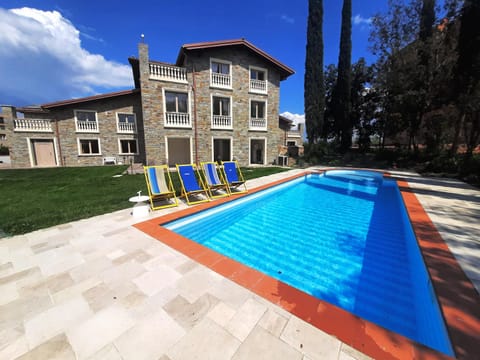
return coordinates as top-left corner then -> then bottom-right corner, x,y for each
332,0 -> 352,151
304,0 -> 324,144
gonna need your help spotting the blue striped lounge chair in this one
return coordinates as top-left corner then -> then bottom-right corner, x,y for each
200,161 -> 230,199
143,165 -> 178,210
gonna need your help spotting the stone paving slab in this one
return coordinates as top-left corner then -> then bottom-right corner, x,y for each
0,168 -> 478,359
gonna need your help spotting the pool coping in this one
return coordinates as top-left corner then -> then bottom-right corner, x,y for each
134,170 -> 480,360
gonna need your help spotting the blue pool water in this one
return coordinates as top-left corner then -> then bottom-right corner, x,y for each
165,170 -> 453,355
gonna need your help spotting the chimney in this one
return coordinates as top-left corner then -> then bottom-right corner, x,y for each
138,42 -> 149,80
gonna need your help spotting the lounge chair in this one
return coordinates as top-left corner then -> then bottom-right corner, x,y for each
200,162 -> 230,199
176,164 -> 210,205
222,160 -> 248,194
143,165 -> 178,210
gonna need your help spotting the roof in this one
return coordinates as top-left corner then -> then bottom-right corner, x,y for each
19,89 -> 140,111
176,39 -> 295,80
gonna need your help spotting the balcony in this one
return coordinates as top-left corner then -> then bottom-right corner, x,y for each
211,72 -> 231,89
212,115 -> 232,129
14,118 -> 52,132
249,118 -> 267,131
76,120 -> 98,133
165,112 -> 191,128
249,79 -> 267,94
287,130 -> 302,138
149,63 -> 187,83
117,122 -> 136,134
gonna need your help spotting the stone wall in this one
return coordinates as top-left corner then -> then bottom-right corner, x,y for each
7,93 -> 143,168
139,44 -> 284,166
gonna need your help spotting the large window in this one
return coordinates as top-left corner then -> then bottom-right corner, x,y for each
75,110 -> 98,132
119,139 -> 138,154
78,139 -> 100,155
210,59 -> 232,88
213,97 -> 230,116
249,66 -> 267,93
117,113 -> 136,133
250,101 -> 265,119
250,68 -> 265,81
211,61 -> 230,75
165,91 -> 188,113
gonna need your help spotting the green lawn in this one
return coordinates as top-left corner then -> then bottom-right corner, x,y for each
0,165 -> 290,236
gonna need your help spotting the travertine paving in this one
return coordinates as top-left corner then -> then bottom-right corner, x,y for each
0,168 -> 478,359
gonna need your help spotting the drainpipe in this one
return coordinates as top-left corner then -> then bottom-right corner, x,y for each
54,115 -> 64,166
191,62 -> 199,165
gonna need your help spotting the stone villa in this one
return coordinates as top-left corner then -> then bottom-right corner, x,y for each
1,39 -> 302,168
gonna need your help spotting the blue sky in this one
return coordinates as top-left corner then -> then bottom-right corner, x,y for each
0,0 -> 389,117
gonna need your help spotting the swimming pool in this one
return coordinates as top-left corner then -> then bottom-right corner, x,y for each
165,170 -> 453,356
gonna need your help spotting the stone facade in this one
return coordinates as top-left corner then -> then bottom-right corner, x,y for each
3,39 -> 293,168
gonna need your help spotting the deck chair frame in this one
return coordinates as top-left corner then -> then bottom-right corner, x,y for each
143,165 -> 178,210
176,164 -> 210,205
222,160 -> 248,194
200,161 -> 231,199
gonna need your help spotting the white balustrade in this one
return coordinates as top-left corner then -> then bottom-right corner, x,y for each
249,118 -> 267,130
211,72 -> 231,88
249,79 -> 267,94
117,122 -> 136,133
212,115 -> 232,129
287,130 -> 301,138
76,120 -> 98,132
165,112 -> 191,128
149,63 -> 187,83
14,118 -> 52,132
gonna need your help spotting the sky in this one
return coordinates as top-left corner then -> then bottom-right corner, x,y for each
0,0 -> 389,124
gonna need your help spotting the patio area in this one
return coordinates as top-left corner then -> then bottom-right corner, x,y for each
0,168 -> 479,360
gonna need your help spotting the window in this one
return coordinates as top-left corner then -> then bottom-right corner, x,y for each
250,101 -> 265,119
213,97 -> 230,116
75,110 -> 96,122
211,61 -> 230,75
119,139 -> 137,154
118,113 -> 135,124
75,110 -> 98,132
287,141 -> 296,146
78,139 -> 100,155
250,68 -> 265,81
165,91 -> 188,113
210,59 -> 232,88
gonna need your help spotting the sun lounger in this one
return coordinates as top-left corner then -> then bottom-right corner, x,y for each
200,162 -> 230,199
176,164 -> 210,205
144,165 -> 178,210
222,160 -> 248,194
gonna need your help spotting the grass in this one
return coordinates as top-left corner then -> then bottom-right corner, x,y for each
0,165 -> 290,236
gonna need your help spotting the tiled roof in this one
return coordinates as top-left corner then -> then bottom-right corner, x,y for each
177,39 -> 295,80
36,89 -> 139,110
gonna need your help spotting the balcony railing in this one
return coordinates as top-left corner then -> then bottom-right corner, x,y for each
287,130 -> 301,138
14,118 -> 52,132
212,115 -> 232,129
249,118 -> 267,131
117,122 -> 136,133
149,63 -> 187,83
76,120 -> 98,133
165,112 -> 191,128
211,72 -> 231,89
249,79 -> 267,94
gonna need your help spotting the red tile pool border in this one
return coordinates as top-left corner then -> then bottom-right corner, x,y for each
134,171 -> 480,360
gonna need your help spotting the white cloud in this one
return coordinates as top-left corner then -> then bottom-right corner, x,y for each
0,7 -> 132,106
280,14 -> 295,24
353,14 -> 372,26
280,111 -> 305,130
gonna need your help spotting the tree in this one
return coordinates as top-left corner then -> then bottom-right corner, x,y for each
322,63 -> 338,139
304,0 -> 325,144
454,0 -> 480,157
331,0 -> 352,152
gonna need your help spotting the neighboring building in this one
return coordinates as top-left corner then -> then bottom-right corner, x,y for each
1,39 -> 294,168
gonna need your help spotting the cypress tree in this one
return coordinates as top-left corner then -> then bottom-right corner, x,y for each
304,0 -> 324,144
333,0 -> 352,151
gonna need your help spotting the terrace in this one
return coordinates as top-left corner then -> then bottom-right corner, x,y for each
1,169 -> 478,359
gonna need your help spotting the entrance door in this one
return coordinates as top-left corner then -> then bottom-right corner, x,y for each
250,138 -> 265,165
33,139 -> 56,167
213,138 -> 231,163
167,138 -> 191,166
